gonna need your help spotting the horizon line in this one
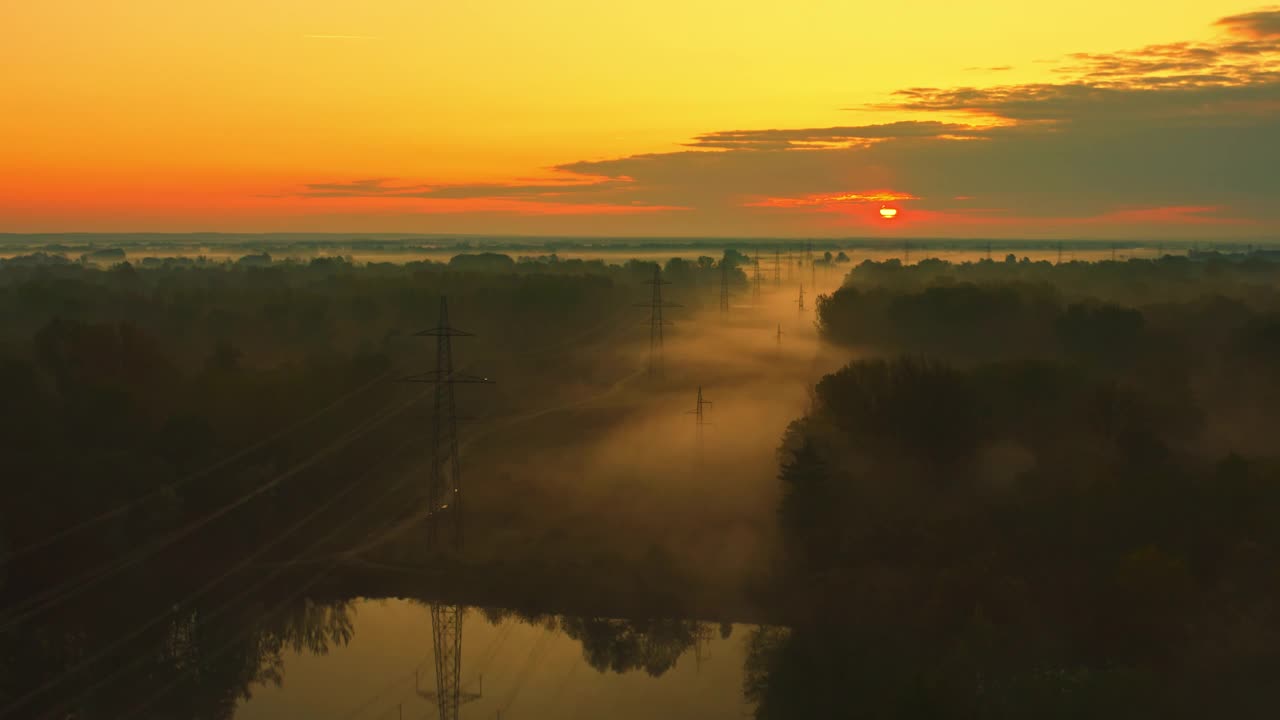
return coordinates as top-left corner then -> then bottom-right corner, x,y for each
1,232 -> 1276,245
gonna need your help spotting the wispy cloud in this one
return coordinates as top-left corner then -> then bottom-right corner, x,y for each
298,176 -> 636,201
293,177 -> 685,216
745,191 -> 919,209
1216,7 -> 1280,40
685,121 -> 985,150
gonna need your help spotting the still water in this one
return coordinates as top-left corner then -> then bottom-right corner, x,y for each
235,599 -> 757,720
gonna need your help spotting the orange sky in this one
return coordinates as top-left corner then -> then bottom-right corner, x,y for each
2,2 -> 1277,237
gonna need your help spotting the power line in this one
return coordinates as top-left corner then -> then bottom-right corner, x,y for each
0,388 -> 422,633
6,427 -> 431,720
1,284 -> 599,589
346,359 -> 648,559
496,626 -> 555,716
115,480 -> 430,720
0,369 -> 391,565
0,432 -> 414,718
341,406 -> 571,720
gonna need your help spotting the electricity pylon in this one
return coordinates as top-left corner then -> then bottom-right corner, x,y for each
403,296 -> 493,550
773,248 -> 781,286
688,386 -> 712,425
719,259 -> 730,314
638,266 -> 680,378
417,605 -> 482,720
776,323 -> 783,349
686,386 -> 712,459
786,249 -> 794,282
798,283 -> 805,311
1056,242 -> 1063,265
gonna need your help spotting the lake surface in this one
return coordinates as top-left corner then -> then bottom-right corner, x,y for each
234,599 -> 758,720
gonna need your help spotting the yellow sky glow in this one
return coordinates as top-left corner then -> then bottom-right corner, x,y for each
0,1 -> 1270,233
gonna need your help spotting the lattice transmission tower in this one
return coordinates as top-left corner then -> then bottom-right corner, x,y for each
719,259 -> 730,314
798,283 -> 805,312
688,386 -> 712,426
403,296 -> 493,550
417,605 -> 482,720
686,386 -> 713,460
638,266 -> 680,378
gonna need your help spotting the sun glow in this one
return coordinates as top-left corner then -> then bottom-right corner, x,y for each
880,206 -> 899,219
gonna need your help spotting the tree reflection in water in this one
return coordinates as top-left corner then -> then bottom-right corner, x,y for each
467,607 -> 713,677
1,597 -> 724,719
0,597 -> 357,719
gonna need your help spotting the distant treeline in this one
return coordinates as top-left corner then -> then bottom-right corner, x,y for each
0,252 -> 750,361
835,252 -> 1280,304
